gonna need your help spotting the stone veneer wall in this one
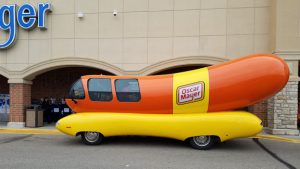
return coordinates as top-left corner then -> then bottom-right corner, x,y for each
267,81 -> 299,135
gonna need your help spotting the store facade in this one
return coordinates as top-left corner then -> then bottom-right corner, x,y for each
0,0 -> 299,135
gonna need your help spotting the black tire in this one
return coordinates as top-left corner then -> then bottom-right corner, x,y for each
81,132 -> 103,145
188,136 -> 217,150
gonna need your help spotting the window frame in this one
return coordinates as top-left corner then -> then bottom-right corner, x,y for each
87,78 -> 113,102
114,79 -> 141,102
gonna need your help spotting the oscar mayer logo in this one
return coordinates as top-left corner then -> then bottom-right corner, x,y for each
177,82 -> 204,105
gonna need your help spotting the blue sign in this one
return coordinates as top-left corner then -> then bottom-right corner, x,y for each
0,3 -> 51,49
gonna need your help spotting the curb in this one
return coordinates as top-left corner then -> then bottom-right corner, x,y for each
0,128 -> 62,135
251,134 -> 300,144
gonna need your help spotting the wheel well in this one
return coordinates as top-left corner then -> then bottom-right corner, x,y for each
212,135 -> 221,142
76,132 -> 83,136
185,135 -> 220,142
76,131 -> 104,137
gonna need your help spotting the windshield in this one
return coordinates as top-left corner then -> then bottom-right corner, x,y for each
68,79 -> 85,99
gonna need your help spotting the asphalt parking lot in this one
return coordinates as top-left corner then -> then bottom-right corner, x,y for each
0,134 -> 299,169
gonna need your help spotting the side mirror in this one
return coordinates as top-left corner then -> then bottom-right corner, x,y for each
71,98 -> 78,104
70,89 -> 78,104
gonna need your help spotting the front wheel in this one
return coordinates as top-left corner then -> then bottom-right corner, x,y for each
81,132 -> 103,145
188,136 -> 217,150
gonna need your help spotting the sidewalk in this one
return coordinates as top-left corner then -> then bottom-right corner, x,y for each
0,122 -> 60,135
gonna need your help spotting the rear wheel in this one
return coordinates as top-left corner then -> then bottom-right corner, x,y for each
81,132 -> 103,145
188,136 -> 217,150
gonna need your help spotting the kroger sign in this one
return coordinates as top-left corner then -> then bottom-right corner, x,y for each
0,3 -> 51,49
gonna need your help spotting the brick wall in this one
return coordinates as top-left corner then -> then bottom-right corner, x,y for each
9,84 -> 31,122
248,100 -> 268,126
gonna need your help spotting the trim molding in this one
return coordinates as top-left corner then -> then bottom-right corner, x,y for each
135,56 -> 228,75
0,56 -> 229,79
274,51 -> 300,60
13,58 -> 124,80
8,79 -> 33,84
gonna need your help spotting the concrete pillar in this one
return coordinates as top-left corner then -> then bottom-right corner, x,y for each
267,58 -> 299,135
264,57 -> 299,135
266,79 -> 299,135
7,79 -> 32,128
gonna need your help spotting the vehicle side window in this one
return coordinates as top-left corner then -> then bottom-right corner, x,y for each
69,79 -> 85,99
88,78 -> 113,101
115,79 -> 141,102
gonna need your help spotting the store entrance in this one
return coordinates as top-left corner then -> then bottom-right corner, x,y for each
0,75 -> 9,123
31,67 -> 114,123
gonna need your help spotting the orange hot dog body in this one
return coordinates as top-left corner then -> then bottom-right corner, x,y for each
66,54 -> 289,114
208,54 -> 290,112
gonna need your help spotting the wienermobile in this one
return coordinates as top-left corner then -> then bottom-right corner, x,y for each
56,54 -> 289,150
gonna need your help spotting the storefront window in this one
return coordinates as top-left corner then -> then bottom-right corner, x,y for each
115,79 -> 141,102
88,78 -> 112,101
68,79 -> 85,99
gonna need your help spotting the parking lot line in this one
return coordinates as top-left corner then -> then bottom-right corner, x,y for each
252,134 -> 300,144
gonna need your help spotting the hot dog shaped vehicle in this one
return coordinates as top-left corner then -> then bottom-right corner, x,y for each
56,54 -> 289,149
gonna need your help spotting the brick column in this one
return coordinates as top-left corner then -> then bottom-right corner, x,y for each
266,80 -> 299,135
7,80 -> 32,128
248,100 -> 268,126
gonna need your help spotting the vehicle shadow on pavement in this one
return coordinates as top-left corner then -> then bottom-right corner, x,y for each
215,139 -> 256,151
60,136 -> 254,151
104,136 -> 187,148
61,136 -> 187,149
